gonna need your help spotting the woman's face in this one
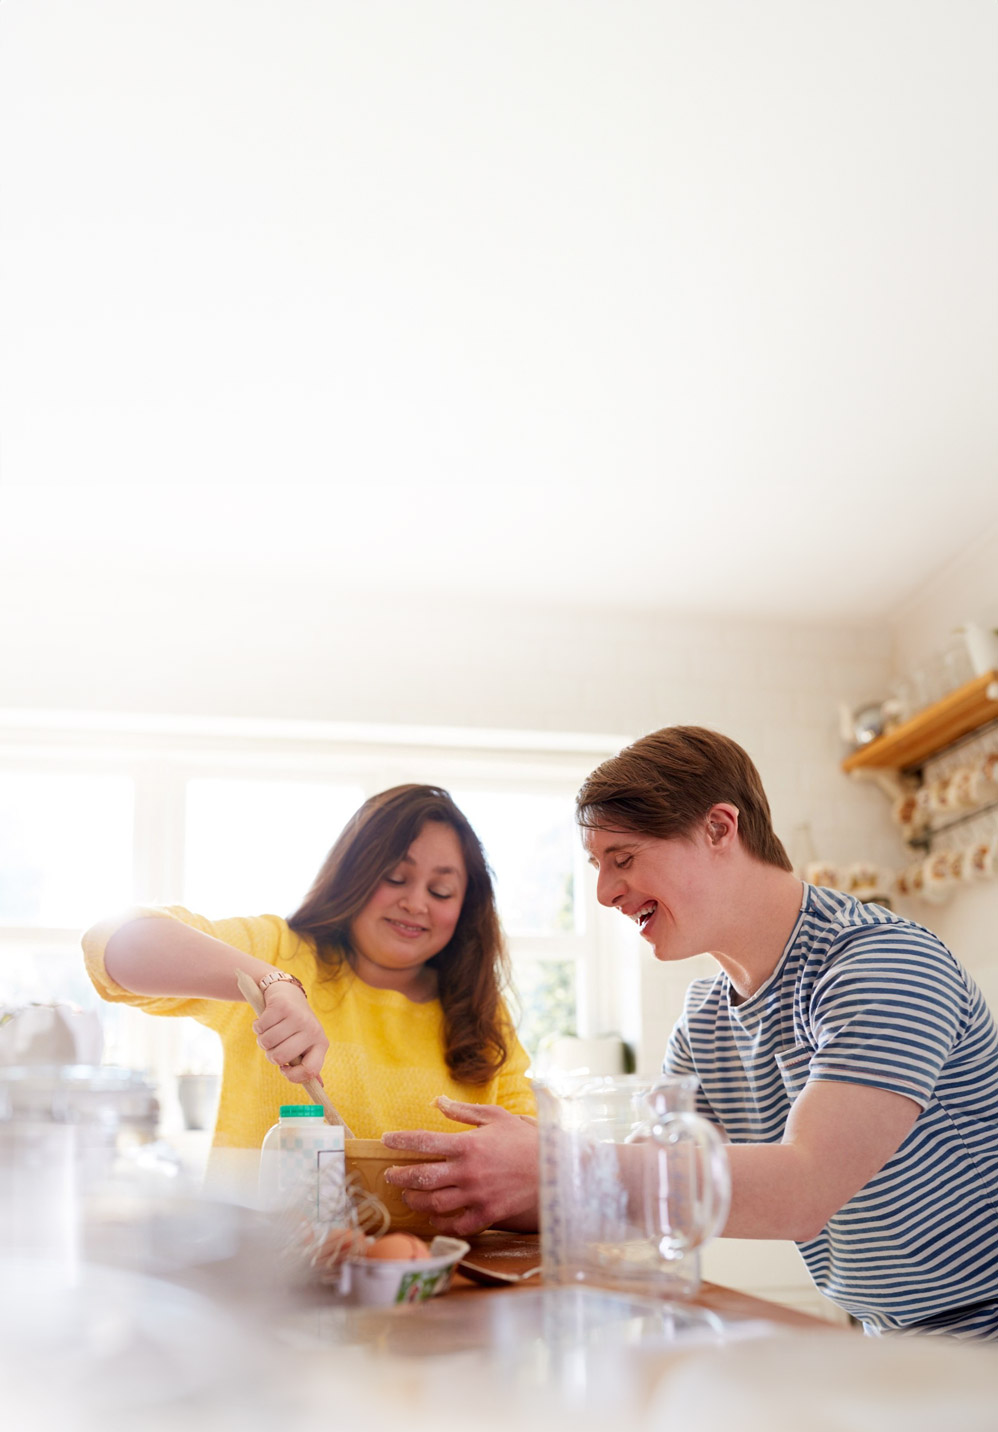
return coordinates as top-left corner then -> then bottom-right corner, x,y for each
348,820 -> 469,992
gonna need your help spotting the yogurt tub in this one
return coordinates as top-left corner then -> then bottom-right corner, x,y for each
323,1236 -> 470,1306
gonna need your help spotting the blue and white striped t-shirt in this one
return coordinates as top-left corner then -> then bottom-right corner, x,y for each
664,883 -> 998,1339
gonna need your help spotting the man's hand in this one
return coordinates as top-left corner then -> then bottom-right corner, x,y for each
381,1096 -> 539,1238
252,982 -> 329,1086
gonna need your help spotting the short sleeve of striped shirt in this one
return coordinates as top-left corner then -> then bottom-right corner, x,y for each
664,1019 -> 696,1078
806,925 -> 968,1108
663,994 -> 724,1126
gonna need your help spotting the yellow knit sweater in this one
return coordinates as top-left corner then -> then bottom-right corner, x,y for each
82,905 -> 536,1150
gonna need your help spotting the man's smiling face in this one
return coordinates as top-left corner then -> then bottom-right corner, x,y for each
583,822 -> 724,964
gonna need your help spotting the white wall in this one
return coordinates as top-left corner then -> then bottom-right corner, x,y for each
890,524 -> 998,676
3,560 -> 897,820
887,524 -> 998,1009
0,551 -> 890,746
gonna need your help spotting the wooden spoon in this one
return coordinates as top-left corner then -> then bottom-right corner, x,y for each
235,968 -> 354,1135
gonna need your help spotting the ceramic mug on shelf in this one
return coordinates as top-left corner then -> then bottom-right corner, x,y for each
950,765 -> 979,812
915,786 -> 935,824
980,752 -> 998,795
845,862 -> 884,896
927,774 -> 958,818
896,863 -> 933,900
949,848 -> 972,886
891,791 -> 927,840
805,862 -> 841,890
962,762 -> 990,808
921,851 -> 955,902
967,838 -> 997,882
902,862 -> 927,899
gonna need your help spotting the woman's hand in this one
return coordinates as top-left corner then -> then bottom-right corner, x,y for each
251,982 -> 329,1086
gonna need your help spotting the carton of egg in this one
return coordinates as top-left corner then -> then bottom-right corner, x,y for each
318,1232 -> 470,1306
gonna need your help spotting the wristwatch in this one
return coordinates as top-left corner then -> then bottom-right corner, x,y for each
258,970 -> 307,1000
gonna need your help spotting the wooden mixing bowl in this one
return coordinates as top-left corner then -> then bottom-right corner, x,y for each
344,1137 -> 447,1239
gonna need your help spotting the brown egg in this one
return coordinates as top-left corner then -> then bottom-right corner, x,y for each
365,1232 -> 431,1261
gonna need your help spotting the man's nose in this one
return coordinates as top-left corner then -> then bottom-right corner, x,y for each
595,867 -> 624,909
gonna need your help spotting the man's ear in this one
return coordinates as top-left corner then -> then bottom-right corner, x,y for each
705,804 -> 739,846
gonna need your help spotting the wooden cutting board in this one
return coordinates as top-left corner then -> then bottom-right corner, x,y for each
458,1230 -> 542,1285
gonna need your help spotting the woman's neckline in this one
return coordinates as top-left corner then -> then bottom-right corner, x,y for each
341,960 -> 440,1006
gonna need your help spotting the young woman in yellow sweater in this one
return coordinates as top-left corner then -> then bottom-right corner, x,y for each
82,785 -> 538,1232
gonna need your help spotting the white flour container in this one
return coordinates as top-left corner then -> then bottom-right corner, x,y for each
259,1105 -> 345,1222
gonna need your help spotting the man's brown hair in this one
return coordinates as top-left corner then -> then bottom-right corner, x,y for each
576,726 -> 792,870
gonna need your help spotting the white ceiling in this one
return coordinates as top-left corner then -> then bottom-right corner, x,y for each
1,1 -> 996,621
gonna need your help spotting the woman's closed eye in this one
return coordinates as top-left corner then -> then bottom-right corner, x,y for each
384,875 -> 455,900
614,855 -> 634,870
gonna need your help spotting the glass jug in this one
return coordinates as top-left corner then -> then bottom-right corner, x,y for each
533,1073 -> 730,1299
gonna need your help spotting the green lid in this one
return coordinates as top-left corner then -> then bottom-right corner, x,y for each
279,1104 -> 323,1118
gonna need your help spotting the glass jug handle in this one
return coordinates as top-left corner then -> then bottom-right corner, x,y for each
645,1110 -> 731,1258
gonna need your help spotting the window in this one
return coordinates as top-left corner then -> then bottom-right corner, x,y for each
450,787 -> 586,1054
184,778 -> 365,918
0,766 -> 137,1034
450,789 -> 582,936
0,771 -> 133,926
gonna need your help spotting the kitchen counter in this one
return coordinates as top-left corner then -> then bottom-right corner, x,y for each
275,1257 -> 998,1432
289,1262 -> 836,1356
276,1233 -> 842,1417
277,1266 -> 832,1432
5,1220 -> 996,1432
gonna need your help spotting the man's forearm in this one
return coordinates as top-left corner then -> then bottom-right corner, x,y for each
721,1143 -> 831,1241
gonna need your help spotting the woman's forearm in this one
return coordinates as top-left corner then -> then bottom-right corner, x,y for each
102,917 -> 277,1002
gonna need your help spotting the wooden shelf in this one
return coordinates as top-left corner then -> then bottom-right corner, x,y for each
842,670 -> 998,773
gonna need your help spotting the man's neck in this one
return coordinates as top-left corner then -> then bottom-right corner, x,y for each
712,866 -> 804,1003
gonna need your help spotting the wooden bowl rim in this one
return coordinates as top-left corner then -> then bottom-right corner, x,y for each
344,1137 -> 445,1164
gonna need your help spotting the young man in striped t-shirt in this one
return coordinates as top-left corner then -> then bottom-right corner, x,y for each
577,725 -> 998,1340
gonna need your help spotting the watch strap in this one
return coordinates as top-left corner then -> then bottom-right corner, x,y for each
258,970 -> 307,1000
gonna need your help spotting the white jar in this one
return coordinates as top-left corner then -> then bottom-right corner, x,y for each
259,1105 -> 345,1223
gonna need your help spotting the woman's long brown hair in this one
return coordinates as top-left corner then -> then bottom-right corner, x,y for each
287,785 -> 511,1084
